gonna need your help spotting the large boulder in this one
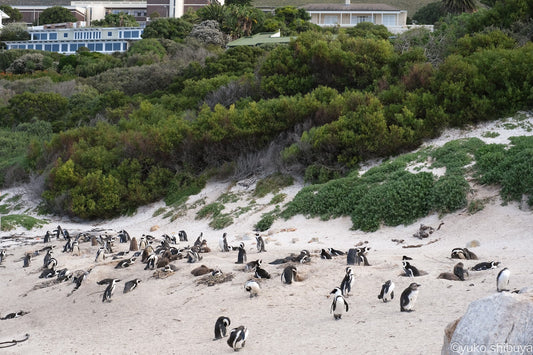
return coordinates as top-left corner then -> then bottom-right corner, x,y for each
442,290 -> 533,354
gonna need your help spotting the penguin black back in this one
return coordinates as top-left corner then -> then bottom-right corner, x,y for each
214,316 -> 231,340
236,243 -> 247,264
281,265 -> 297,284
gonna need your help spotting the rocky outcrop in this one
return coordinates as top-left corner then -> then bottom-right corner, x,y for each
442,290 -> 533,354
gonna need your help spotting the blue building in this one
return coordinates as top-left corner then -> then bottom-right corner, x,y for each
4,26 -> 144,54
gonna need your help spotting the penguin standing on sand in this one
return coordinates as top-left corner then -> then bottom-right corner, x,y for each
330,287 -> 349,320
496,268 -> 510,292
44,231 -> 51,243
340,267 -> 354,296
378,280 -> 395,302
227,326 -> 248,351
0,249 -> 6,264
403,261 -> 420,277
102,279 -> 120,302
214,316 -> 231,340
178,230 -> 188,242
244,279 -> 261,298
71,241 -> 80,256
255,233 -> 266,253
44,249 -> 53,267
219,233 -> 230,252
123,279 -> 141,293
23,253 -> 32,268
236,243 -> 247,264
95,247 -> 106,262
400,283 -> 420,312
254,265 -> 271,279
281,265 -> 297,284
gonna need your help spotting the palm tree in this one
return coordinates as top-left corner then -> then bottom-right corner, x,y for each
443,0 -> 477,14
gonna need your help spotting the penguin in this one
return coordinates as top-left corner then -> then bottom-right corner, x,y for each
254,265 -> 271,279
54,225 -> 64,239
44,249 -> 53,267
236,242 -> 247,264
281,265 -> 297,284
402,255 -> 413,260
123,279 -> 141,293
57,268 -> 72,282
403,261 -> 420,277
46,257 -> 58,270
194,233 -> 204,249
472,261 -> 500,271
400,283 -> 420,312
330,287 -> 349,320
0,249 -> 5,264
255,233 -> 266,253
244,279 -> 261,298
378,280 -> 395,302
44,231 -> 51,243
178,230 -> 188,242
63,236 -> 72,253
187,250 -> 202,263
346,248 -> 357,265
73,268 -> 92,291
71,241 -> 80,256
227,326 -> 249,351
296,249 -> 311,263
320,249 -> 332,260
329,248 -> 345,256
139,237 -> 147,250
340,267 -> 355,296
191,265 -> 213,276
220,232 -> 230,252
496,268 -> 510,292
115,257 -> 136,269
129,237 -> 139,252
462,248 -> 478,260
145,254 -> 158,270
453,262 -> 468,281
118,230 -> 130,243
1,311 -> 29,320
355,247 -> 370,266
102,279 -> 120,302
95,247 -> 106,262
244,259 -> 261,272
214,316 -> 231,340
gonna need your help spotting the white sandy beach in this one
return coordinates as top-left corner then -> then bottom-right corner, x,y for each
1,114 -> 532,354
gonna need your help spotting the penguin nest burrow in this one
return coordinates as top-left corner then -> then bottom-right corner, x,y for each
196,272 -> 234,286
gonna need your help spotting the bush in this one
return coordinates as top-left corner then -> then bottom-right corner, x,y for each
254,172 -> 293,197
165,172 -> 206,206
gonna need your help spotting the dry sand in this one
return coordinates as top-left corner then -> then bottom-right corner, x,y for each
1,114 -> 532,354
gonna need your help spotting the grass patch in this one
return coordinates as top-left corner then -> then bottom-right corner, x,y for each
270,193 -> 286,205
196,202 -> 225,220
209,213 -> 233,229
482,131 -> 500,138
1,214 -> 47,231
254,172 -> 294,198
165,172 -> 206,206
233,205 -> 253,217
467,199 -> 485,214
152,207 -> 167,217
217,192 -> 240,204
254,206 -> 281,232
0,204 -> 11,214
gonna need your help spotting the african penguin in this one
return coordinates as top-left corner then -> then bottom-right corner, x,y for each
214,316 -> 231,340
281,265 -> 297,284
95,247 -> 106,262
178,230 -> 188,242
378,280 -> 395,302
219,232 -> 230,252
44,231 -> 51,243
0,249 -> 5,264
102,279 -> 120,302
472,261 -> 499,271
402,261 -> 420,277
330,287 -> 349,320
320,249 -> 332,260
340,267 -> 354,296
254,265 -> 271,279
123,279 -> 141,293
139,237 -> 147,250
236,242 -> 247,264
244,259 -> 261,272
496,268 -> 510,292
244,279 -> 261,298
400,283 -> 420,312
44,249 -> 53,267
255,233 -> 266,253
453,262 -> 468,281
144,254 -> 158,270
71,241 -> 80,256
227,326 -> 249,351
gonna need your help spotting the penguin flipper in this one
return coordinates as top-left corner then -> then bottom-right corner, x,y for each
391,291 -> 394,300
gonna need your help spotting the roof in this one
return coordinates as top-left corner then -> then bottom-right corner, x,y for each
226,32 -> 293,47
0,0 -> 71,5
300,3 -> 400,11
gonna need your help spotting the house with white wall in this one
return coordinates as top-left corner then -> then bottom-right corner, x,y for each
300,0 -> 409,34
0,9 -> 9,28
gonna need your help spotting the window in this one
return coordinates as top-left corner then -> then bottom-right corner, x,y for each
33,33 -> 40,40
61,44 -> 68,52
131,30 -> 139,38
352,15 -> 373,24
105,43 -> 112,51
124,31 -> 131,39
382,15 -> 396,26
108,31 -> 112,37
49,33 -> 57,40
324,15 -> 339,25
113,42 -> 121,51
96,43 -> 103,51
123,43 -> 127,50
41,33 -> 48,40
52,44 -> 59,52
88,43 -> 95,51
70,43 -> 78,51
28,44 -> 34,49
45,44 -> 52,51
36,44 -> 42,50
64,33 -> 68,38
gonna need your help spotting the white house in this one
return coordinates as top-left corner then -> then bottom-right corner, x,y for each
300,0 -> 409,34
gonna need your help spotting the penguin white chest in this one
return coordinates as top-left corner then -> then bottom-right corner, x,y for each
405,290 -> 418,310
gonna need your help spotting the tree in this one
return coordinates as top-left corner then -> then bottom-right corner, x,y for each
91,13 -> 139,27
142,18 -> 193,40
443,0 -> 477,14
38,6 -> 77,25
412,2 -> 446,24
0,23 -> 30,41
225,0 -> 252,6
0,5 -> 22,23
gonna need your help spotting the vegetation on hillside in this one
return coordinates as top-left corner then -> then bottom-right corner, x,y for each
0,2 -> 532,229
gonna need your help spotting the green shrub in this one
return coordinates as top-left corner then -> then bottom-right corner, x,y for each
196,202 -> 224,219
254,206 -> 280,232
209,213 -> 233,229
431,174 -> 469,213
1,214 -> 47,231
254,172 -> 294,197
165,172 -> 206,206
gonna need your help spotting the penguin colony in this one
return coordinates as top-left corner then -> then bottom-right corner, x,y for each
2,223 -> 521,352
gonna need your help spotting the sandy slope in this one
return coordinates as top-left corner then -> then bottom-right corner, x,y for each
1,113 -> 532,354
